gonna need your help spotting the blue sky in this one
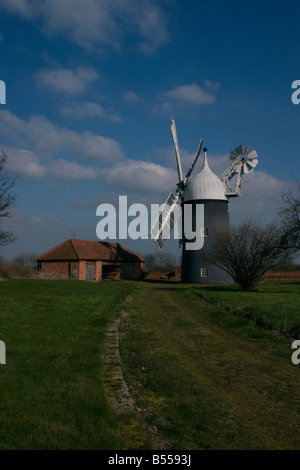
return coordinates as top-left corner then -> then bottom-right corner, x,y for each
0,0 -> 299,259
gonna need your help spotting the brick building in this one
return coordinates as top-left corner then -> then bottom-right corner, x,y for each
37,239 -> 144,281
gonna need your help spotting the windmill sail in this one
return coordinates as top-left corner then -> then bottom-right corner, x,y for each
185,139 -> 203,182
150,192 -> 181,250
220,145 -> 259,197
171,119 -> 183,184
228,145 -> 258,175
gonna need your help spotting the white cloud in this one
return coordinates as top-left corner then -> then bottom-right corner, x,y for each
229,171 -> 292,223
166,84 -> 216,106
48,159 -> 97,180
136,2 -> 169,54
4,147 -> 47,178
40,0 -> 125,49
61,101 -> 121,121
35,66 -> 100,94
1,0 -> 37,18
0,110 -> 25,140
81,132 -> 124,161
0,110 -> 125,162
122,91 -> 141,103
156,83 -> 219,113
103,159 -> 178,194
204,80 -> 221,92
1,0 -> 169,53
3,146 -> 99,181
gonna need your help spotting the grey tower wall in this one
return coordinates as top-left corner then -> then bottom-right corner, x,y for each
181,199 -> 232,284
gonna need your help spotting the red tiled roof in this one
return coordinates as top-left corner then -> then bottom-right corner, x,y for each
37,239 -> 144,262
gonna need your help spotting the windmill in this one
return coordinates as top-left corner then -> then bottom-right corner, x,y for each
150,119 -> 259,283
150,119 -> 203,250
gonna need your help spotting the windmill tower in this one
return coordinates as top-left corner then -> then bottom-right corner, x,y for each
150,120 -> 259,283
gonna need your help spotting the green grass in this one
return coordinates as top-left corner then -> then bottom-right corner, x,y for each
192,283 -> 300,338
0,279 -> 134,449
0,279 -> 299,450
119,282 -> 300,450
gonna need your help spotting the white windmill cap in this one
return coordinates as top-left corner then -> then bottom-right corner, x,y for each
184,149 -> 227,202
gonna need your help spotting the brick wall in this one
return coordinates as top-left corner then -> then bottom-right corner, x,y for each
78,261 -> 86,280
40,259 -> 144,281
40,260 -> 83,280
96,261 -> 102,281
40,261 -> 69,278
262,272 -> 300,282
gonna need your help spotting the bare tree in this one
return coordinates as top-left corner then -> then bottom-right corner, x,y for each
13,252 -> 39,269
204,218 -> 292,290
143,251 -> 180,272
0,150 -> 17,247
278,183 -> 300,251
0,255 -> 7,266
143,253 -> 157,270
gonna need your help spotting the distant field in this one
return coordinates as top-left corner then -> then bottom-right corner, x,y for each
0,279 -> 299,450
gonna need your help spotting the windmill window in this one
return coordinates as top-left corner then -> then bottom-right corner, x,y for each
201,227 -> 208,236
201,268 -> 208,277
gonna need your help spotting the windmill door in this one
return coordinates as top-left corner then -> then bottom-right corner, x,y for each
86,263 -> 96,281
124,264 -> 133,280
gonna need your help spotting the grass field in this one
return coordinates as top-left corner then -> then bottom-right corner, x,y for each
0,279 -> 134,449
119,281 -> 300,450
0,279 -> 299,449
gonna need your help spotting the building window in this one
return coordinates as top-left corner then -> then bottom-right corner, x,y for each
201,268 -> 208,277
201,227 -> 208,236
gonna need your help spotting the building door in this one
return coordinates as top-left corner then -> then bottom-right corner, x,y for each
124,264 -> 133,280
86,263 -> 96,281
